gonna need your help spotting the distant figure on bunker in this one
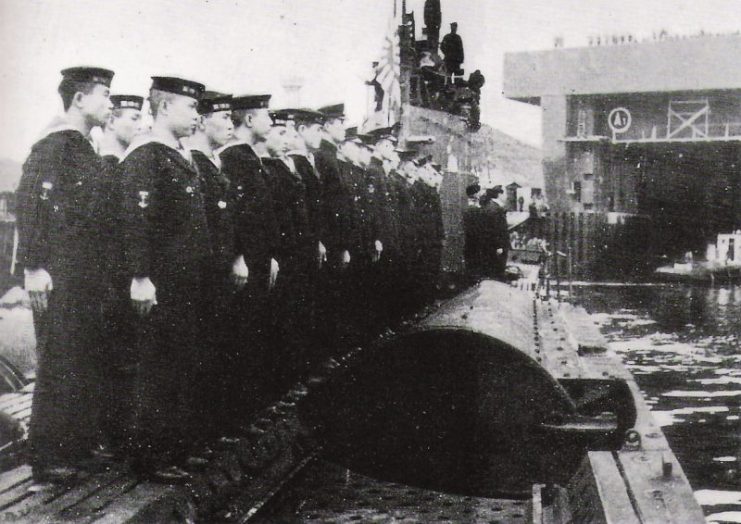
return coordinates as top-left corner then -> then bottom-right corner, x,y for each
424,0 -> 441,51
440,22 -> 464,79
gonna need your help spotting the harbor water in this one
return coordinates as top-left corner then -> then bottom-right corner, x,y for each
571,283 -> 741,523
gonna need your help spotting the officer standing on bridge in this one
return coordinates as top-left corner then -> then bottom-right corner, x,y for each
440,22 -> 464,80
17,66 -> 114,482
119,76 -> 208,482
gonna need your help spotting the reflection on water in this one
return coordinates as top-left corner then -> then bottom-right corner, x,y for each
571,283 -> 741,523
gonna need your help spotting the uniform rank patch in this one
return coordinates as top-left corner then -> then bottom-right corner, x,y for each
40,181 -> 53,200
138,191 -> 150,209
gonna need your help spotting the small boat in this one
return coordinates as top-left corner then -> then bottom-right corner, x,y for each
655,232 -> 741,283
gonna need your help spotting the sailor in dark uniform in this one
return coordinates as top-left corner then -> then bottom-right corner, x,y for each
218,94 -> 281,420
16,66 -> 114,482
364,126 -> 401,329
390,144 -> 420,317
289,109 -> 328,273
119,76 -> 208,482
188,92 -> 246,440
315,104 -> 349,269
464,183 -> 510,280
333,128 -> 367,344
314,104 -> 350,350
288,109 -> 329,365
463,182 -> 483,278
478,185 -> 510,279
97,94 -> 144,459
411,157 -> 445,306
262,110 -> 313,390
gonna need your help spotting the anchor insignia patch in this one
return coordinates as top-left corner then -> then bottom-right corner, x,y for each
138,191 -> 150,209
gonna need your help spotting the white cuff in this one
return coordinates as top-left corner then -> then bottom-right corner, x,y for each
24,269 -> 53,292
131,277 -> 157,303
232,255 -> 249,278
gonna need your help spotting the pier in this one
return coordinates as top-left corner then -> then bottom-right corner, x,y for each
0,278 -> 705,523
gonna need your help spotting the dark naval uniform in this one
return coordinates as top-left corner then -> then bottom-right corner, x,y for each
364,157 -> 399,329
191,149 -> 236,434
97,153 -> 138,453
291,152 -> 326,363
316,140 -> 353,263
316,140 -> 359,350
411,179 -> 444,306
16,128 -> 107,473
291,153 -> 325,256
119,141 -> 211,468
464,198 -> 509,280
263,156 -> 312,386
388,171 -> 417,317
219,142 -> 280,416
480,200 -> 510,279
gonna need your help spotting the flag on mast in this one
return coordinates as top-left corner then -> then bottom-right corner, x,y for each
374,17 -> 401,126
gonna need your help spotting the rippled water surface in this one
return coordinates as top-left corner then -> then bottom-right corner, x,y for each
571,283 -> 741,523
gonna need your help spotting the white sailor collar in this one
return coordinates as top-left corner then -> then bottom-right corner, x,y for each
120,133 -> 191,163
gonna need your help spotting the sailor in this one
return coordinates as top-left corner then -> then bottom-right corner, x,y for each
263,110 -> 313,389
97,93 -> 144,460
389,144 -> 419,317
463,182 -> 483,278
188,91 -> 247,437
119,75 -> 208,482
100,95 -> 145,165
288,109 -> 329,364
315,104 -> 350,269
333,127 -> 367,345
478,185 -> 510,279
16,66 -> 114,482
364,126 -> 401,329
289,109 -> 328,272
314,104 -> 353,350
190,92 -> 243,287
440,22 -> 464,80
411,157 -> 445,306
218,94 -> 281,420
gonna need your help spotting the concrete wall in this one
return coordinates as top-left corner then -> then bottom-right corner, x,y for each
504,35 -> 741,102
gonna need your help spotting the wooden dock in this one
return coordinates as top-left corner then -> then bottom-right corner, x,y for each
0,280 -> 706,523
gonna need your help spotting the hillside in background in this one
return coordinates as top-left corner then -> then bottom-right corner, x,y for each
0,159 -> 21,193
403,105 -> 543,190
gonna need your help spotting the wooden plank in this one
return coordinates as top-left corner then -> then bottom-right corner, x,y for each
0,466 -> 32,494
1,477 -> 79,521
587,452 -> 639,523
616,450 -> 705,524
25,470 -> 123,523
10,408 -> 32,422
0,397 -> 31,416
5,400 -> 33,417
559,304 -> 608,353
90,482 -> 194,524
531,483 -> 544,524
0,394 -> 24,411
0,479 -> 34,513
60,477 -> 138,518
